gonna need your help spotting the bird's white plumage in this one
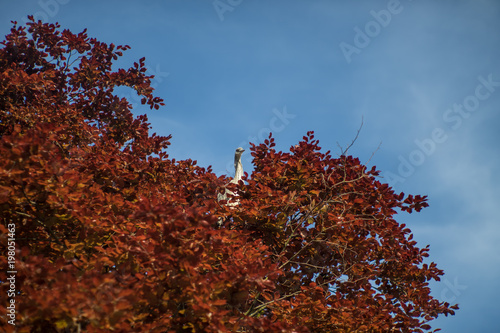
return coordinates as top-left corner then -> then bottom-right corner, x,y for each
217,147 -> 245,226
231,147 -> 245,184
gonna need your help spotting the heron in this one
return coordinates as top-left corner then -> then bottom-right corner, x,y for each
217,147 -> 245,226
231,147 -> 245,183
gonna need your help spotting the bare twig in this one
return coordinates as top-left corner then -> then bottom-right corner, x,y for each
337,116 -> 364,155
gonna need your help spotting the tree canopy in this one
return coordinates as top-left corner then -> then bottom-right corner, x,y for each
0,18 -> 457,332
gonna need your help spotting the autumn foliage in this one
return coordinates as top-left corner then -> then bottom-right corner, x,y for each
0,18 -> 457,332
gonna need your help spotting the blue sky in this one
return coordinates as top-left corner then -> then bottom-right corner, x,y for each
2,1 -> 499,331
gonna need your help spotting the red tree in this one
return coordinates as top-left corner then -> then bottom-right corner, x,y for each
0,18 -> 457,332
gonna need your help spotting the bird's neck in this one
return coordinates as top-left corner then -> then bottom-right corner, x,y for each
234,159 -> 243,181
